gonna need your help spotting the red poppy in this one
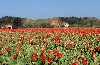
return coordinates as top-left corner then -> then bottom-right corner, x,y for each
42,37 -> 45,40
21,48 -> 24,51
53,36 -> 61,42
6,46 -> 11,52
45,46 -> 48,50
26,38 -> 30,42
72,62 -> 78,65
96,46 -> 100,51
0,50 -> 3,55
74,42 -> 77,44
67,44 -> 72,49
46,34 -> 50,39
9,33 -> 12,36
82,60 -> 88,65
1,43 -> 4,47
48,51 -> 51,56
53,49 -> 59,56
48,58 -> 53,63
18,43 -> 23,47
41,50 -> 44,55
37,36 -> 41,39
16,51 -> 20,55
97,38 -> 100,41
57,52 -> 62,58
41,55 -> 46,62
92,51 -> 96,58
12,54 -> 17,59
33,42 -> 37,45
34,52 -> 38,57
87,46 -> 92,50
60,41 -> 65,45
30,55 -> 36,61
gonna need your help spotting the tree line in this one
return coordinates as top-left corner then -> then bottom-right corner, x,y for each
0,16 -> 100,28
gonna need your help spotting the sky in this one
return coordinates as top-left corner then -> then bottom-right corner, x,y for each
0,0 -> 100,19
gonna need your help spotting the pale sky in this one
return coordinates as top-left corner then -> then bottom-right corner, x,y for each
0,0 -> 100,19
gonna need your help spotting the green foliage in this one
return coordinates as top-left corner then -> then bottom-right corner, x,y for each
0,29 -> 100,65
0,16 -> 100,28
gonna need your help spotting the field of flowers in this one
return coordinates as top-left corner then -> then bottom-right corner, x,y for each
0,28 -> 100,65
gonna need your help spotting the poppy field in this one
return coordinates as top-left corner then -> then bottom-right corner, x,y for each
0,28 -> 100,65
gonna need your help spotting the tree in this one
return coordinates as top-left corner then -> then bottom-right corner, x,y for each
21,19 -> 34,28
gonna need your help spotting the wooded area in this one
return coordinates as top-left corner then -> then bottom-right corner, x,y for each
0,16 -> 100,28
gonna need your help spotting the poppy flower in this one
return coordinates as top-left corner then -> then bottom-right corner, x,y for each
82,60 -> 88,65
45,46 -> 48,50
48,51 -> 51,56
96,46 -> 100,51
18,43 -> 23,47
46,34 -> 50,39
6,46 -> 11,52
41,55 -> 46,62
34,52 -> 38,57
16,51 -> 20,55
67,44 -> 72,49
72,62 -> 78,65
37,36 -> 41,39
60,41 -> 65,45
1,43 -> 4,47
92,51 -> 96,58
74,42 -> 77,44
41,50 -> 44,55
97,38 -> 100,41
53,49 -> 59,56
30,55 -> 36,61
12,54 -> 17,59
0,50 -> 3,55
33,42 -> 37,45
48,58 -> 53,63
21,48 -> 24,51
57,52 -> 62,58
52,36 -> 61,42
87,46 -> 92,50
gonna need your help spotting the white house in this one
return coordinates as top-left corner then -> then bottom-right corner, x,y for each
1,24 -> 12,29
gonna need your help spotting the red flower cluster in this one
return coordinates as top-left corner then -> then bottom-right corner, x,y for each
0,50 -> 3,55
6,46 -> 11,52
53,49 -> 59,55
31,55 -> 36,61
72,62 -> 78,65
18,43 -> 23,47
45,46 -> 48,50
53,49 -> 62,58
30,52 -> 38,61
0,28 -> 100,64
16,51 -> 20,55
82,60 -> 88,65
41,55 -> 46,62
92,51 -> 96,58
48,58 -> 53,63
60,41 -> 65,45
96,46 -> 100,51
41,50 -> 44,55
57,52 -> 62,58
52,36 -> 61,42
67,44 -> 72,49
12,54 -> 17,59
